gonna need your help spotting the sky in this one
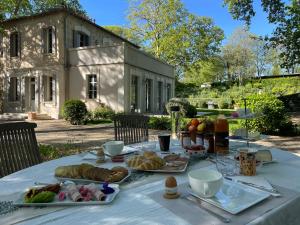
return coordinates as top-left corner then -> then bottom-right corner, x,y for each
80,0 -> 276,44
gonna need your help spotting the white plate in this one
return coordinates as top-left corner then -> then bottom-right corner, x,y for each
55,170 -> 131,184
14,184 -> 120,207
188,179 -> 270,214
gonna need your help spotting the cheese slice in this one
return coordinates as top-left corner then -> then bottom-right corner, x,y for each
255,150 -> 272,162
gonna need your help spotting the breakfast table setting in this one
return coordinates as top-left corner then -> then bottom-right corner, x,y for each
1,129 -> 300,225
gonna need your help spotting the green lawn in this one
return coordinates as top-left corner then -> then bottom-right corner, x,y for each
196,108 -> 236,116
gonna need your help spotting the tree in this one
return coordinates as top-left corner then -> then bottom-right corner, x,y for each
184,57 -> 225,85
0,0 -> 86,20
103,25 -> 142,46
249,36 -> 269,77
222,27 -> 256,84
127,0 -> 224,78
223,0 -> 300,72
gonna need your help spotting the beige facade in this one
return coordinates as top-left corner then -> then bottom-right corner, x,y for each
0,9 -> 174,118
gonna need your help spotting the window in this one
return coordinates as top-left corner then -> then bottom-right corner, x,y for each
43,27 -> 55,54
166,83 -> 171,101
73,31 -> 89,47
157,81 -> 163,111
145,79 -> 152,112
10,32 -> 19,57
43,76 -> 54,101
130,76 -> 138,112
8,77 -> 20,101
88,75 -> 97,99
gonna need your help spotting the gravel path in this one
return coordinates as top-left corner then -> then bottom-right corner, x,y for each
32,116 -> 299,155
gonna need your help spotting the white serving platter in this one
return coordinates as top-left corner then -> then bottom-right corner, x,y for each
55,170 -> 131,184
187,179 -> 270,214
14,184 -> 120,207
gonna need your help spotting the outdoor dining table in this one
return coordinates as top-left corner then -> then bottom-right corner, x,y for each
1,141 -> 300,225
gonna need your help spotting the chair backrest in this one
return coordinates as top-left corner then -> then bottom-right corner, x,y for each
114,114 -> 149,145
0,122 -> 42,177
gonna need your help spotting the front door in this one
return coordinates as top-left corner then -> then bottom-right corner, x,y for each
29,77 -> 35,111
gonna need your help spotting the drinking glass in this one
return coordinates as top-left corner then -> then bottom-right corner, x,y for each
216,153 -> 239,176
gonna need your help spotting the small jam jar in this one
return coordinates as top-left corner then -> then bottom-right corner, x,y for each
181,131 -> 191,148
196,132 -> 204,145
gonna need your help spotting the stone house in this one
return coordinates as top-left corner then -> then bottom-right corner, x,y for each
0,8 -> 174,119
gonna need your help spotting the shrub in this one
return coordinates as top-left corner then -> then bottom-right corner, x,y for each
217,98 -> 232,109
93,105 -> 115,120
186,104 -> 197,118
238,94 -> 292,135
166,98 -> 197,118
62,99 -> 88,125
148,116 -> 171,130
197,99 -> 208,108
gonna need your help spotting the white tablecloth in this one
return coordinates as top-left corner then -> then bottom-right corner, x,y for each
1,142 -> 300,225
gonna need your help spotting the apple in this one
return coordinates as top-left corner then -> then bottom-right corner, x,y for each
197,123 -> 206,132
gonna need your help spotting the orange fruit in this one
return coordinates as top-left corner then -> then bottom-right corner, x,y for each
190,119 -> 200,127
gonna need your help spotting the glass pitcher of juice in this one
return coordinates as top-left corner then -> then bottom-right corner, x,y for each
214,115 -> 229,154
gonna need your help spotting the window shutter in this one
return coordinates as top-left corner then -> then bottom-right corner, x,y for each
10,34 -> 13,57
18,33 -> 21,58
72,30 -> 77,48
52,75 -> 56,105
52,26 -> 56,54
42,28 -> 47,53
16,77 -> 21,101
0,34 -> 3,57
41,76 -> 45,101
85,35 -> 90,46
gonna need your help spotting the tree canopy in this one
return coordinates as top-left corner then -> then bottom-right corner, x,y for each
127,0 -> 224,78
103,25 -> 142,46
0,0 -> 85,20
223,0 -> 300,72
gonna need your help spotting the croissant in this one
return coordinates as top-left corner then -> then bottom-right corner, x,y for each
143,151 -> 157,159
127,155 -> 145,168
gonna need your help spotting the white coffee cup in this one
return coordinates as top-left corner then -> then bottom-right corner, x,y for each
188,169 -> 223,198
102,141 -> 124,156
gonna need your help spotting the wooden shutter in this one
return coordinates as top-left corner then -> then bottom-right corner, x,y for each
52,26 -> 56,54
41,76 -> 45,101
10,34 -> 13,57
85,35 -> 90,46
16,77 -> 21,101
0,34 -> 3,57
52,75 -> 56,105
18,32 -> 21,58
42,28 -> 47,54
72,30 -> 77,48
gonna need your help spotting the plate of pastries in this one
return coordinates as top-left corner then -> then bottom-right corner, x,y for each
126,151 -> 189,173
54,163 -> 130,184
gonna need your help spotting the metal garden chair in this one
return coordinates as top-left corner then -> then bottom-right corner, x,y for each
0,122 -> 42,177
114,114 -> 149,145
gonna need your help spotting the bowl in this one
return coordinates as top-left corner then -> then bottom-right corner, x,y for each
188,169 -> 223,198
102,141 -> 124,156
